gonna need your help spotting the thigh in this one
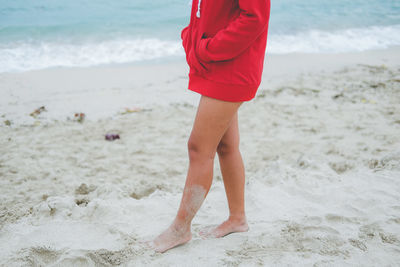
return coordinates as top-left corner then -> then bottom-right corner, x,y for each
189,96 -> 243,154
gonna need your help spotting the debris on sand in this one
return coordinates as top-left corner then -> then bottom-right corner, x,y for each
105,133 -> 120,141
120,107 -> 142,115
73,112 -> 85,123
29,106 -> 47,118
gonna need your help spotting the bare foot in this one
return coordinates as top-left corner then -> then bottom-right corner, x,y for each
199,218 -> 249,238
151,223 -> 192,253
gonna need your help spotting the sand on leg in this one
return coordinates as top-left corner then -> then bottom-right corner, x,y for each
199,113 -> 249,238
151,96 -> 243,253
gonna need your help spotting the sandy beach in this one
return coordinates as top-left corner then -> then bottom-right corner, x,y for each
1,48 -> 400,266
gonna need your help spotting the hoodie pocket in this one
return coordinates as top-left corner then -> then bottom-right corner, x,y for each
181,25 -> 193,68
181,26 -> 190,54
182,29 -> 207,75
189,49 -> 208,75
193,34 -> 234,82
193,34 -> 214,73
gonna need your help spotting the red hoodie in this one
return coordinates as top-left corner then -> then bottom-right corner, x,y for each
181,0 -> 271,102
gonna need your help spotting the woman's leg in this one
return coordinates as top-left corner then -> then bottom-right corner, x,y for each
151,96 -> 242,253
200,112 -> 249,238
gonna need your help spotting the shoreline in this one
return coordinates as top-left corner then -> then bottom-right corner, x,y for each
1,46 -> 400,127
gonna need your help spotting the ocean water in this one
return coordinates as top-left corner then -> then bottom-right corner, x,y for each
0,0 -> 399,72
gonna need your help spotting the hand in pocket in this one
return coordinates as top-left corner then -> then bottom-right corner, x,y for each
196,37 -> 213,63
188,49 -> 208,75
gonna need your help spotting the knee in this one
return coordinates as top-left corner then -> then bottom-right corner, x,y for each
187,137 -> 215,162
217,140 -> 239,157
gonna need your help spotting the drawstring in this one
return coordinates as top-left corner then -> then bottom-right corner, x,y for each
196,0 -> 202,18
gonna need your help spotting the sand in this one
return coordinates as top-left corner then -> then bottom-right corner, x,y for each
1,48 -> 400,266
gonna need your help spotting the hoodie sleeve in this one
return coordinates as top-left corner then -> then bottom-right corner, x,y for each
197,0 -> 270,63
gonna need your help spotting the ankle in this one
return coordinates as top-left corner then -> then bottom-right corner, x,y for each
228,214 -> 247,224
172,218 -> 191,232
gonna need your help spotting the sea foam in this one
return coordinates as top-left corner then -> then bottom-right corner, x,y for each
268,24 -> 400,54
0,24 -> 399,72
0,38 -> 182,73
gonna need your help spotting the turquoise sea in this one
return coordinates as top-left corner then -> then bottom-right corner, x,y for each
0,0 -> 399,72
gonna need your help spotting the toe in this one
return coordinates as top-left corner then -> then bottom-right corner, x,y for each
139,239 -> 154,249
199,231 -> 209,239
